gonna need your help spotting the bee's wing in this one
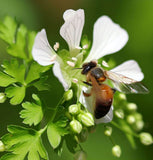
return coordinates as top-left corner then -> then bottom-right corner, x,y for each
104,60 -> 149,94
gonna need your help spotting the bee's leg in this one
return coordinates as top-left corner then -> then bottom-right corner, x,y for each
83,91 -> 92,97
82,81 -> 92,86
111,88 -> 117,94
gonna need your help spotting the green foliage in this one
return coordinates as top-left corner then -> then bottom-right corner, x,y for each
0,125 -> 48,160
5,86 -> 26,105
20,94 -> 43,126
47,120 -> 69,149
2,59 -> 26,83
0,16 -> 17,44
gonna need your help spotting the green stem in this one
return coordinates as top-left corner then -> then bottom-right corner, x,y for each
111,121 -> 139,138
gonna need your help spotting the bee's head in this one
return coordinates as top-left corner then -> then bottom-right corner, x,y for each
81,61 -> 97,75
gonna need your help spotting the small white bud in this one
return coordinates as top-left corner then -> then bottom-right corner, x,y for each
104,126 -> 112,136
126,103 -> 137,112
126,115 -> 136,124
0,141 -> 5,152
78,112 -> 94,127
140,132 -> 153,145
63,89 -> 73,101
133,120 -> 144,131
0,93 -> 6,103
115,109 -> 124,119
112,145 -> 121,158
69,104 -> 80,115
134,113 -> 142,121
70,120 -> 82,134
118,93 -> 126,100
67,61 -> 75,67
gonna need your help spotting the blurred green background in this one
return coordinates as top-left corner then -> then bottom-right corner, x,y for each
0,0 -> 153,159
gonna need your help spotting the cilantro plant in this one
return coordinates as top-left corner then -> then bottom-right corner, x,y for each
0,9 -> 152,160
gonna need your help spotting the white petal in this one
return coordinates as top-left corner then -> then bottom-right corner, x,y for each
79,86 -> 94,113
32,29 -> 56,66
60,9 -> 84,51
79,87 -> 113,124
111,60 -> 144,81
95,106 -> 113,124
53,61 -> 70,91
85,16 -> 128,62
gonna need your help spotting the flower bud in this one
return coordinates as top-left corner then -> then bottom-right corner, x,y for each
78,112 -> 94,127
134,113 -> 142,121
0,141 -> 5,152
115,109 -> 124,119
133,120 -> 144,131
126,103 -> 137,112
112,145 -> 121,158
118,93 -> 126,100
126,115 -> 136,124
0,93 -> 6,103
63,89 -> 73,102
104,126 -> 112,136
70,120 -> 82,134
69,104 -> 80,115
74,150 -> 87,160
139,132 -> 153,145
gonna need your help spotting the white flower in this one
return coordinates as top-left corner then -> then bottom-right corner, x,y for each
32,9 -> 144,123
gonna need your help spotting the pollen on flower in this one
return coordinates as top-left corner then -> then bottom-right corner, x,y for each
72,57 -> 77,61
50,55 -> 57,62
83,44 -> 89,49
53,42 -> 60,51
73,78 -> 78,83
102,60 -> 109,67
67,61 -> 75,67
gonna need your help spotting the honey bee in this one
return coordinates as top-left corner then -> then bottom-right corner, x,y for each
81,60 -> 148,119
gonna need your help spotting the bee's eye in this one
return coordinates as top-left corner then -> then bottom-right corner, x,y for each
81,61 -> 97,74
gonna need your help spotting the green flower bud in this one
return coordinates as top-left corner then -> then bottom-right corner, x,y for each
139,132 -> 153,145
134,113 -> 142,121
115,109 -> 124,119
112,145 -> 121,158
78,112 -> 94,127
0,141 -> 5,152
126,103 -> 137,112
69,104 -> 80,115
74,150 -> 87,160
70,119 -> 82,134
0,93 -> 6,103
63,89 -> 73,102
133,120 -> 144,131
118,93 -> 126,100
104,126 -> 112,136
126,115 -> 136,124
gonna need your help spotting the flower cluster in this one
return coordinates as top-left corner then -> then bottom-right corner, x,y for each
0,9 -> 152,160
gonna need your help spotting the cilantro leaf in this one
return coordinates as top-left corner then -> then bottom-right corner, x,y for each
7,25 -> 28,60
0,71 -> 16,87
27,31 -> 36,60
2,59 -> 26,84
5,86 -> 26,105
20,94 -> 43,126
47,122 -> 68,149
0,16 -> 17,44
0,125 -> 48,160
25,62 -> 50,84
